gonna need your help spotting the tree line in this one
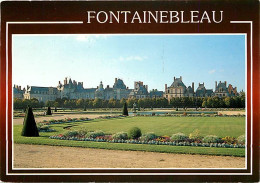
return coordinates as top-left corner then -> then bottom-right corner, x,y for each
14,94 -> 245,110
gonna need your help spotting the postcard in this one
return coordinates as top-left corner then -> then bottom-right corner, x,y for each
0,1 -> 259,182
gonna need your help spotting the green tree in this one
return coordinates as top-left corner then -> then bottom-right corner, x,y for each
53,102 -> 59,108
108,98 -> 116,108
224,97 -> 231,107
138,99 -> 145,108
45,100 -> 54,107
46,106 -> 52,115
14,98 -> 23,109
126,98 -> 136,108
93,98 -> 102,108
76,99 -> 85,108
202,98 -> 207,108
88,100 -> 93,108
120,98 -> 126,107
21,106 -> 39,137
122,102 -> 128,116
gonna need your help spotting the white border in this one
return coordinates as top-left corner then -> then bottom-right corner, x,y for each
230,21 -> 253,175
5,21 -> 253,176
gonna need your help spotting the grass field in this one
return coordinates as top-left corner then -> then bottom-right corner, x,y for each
13,116 -> 245,157
72,116 -> 245,138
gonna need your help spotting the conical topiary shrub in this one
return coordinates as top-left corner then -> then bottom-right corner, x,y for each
21,106 -> 39,137
46,106 -> 52,115
122,102 -> 128,116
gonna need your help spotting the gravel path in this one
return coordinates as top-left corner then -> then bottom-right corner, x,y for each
14,144 -> 245,168
13,113 -> 106,125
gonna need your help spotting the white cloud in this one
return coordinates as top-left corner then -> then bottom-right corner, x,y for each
118,56 -> 148,62
208,69 -> 216,74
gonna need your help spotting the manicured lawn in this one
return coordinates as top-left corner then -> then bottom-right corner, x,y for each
72,116 -> 245,138
13,116 -> 245,157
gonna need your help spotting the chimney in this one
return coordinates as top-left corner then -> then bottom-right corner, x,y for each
215,81 -> 217,90
224,81 -> 227,86
127,87 -> 129,89
19,86 -> 21,90
192,82 -> 194,92
107,85 -> 109,88
115,78 -> 117,83
180,76 -> 182,81
165,84 -> 167,91
174,77 -> 176,81
145,85 -> 148,91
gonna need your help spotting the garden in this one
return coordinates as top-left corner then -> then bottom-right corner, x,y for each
14,112 -> 246,157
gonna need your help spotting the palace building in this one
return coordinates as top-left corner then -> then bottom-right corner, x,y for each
18,77 -> 163,102
164,76 -> 238,101
164,76 -> 195,100
214,81 -> 238,97
14,76 -> 239,102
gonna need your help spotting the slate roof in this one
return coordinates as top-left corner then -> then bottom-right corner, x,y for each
136,86 -> 148,95
28,86 -> 57,92
187,86 -> 194,93
84,88 -> 96,93
170,78 -> 186,88
26,86 -> 58,95
216,82 -> 228,92
206,89 -> 213,95
113,79 -> 127,89
149,90 -> 163,97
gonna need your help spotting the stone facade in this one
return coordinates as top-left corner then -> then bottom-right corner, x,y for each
129,81 -> 149,99
164,76 -> 238,101
24,86 -> 58,102
149,89 -> 163,98
214,81 -> 238,97
14,76 -> 239,102
164,76 -> 195,100
19,77 -> 162,102
195,83 -> 213,97
13,85 -> 25,99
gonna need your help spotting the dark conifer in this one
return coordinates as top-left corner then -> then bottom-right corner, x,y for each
84,105 -> 86,111
54,107 -> 57,112
122,102 -> 128,116
21,106 -> 39,137
46,106 -> 52,115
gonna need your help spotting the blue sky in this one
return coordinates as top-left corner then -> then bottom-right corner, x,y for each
12,34 -> 245,92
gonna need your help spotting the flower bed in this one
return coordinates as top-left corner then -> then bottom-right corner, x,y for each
95,115 -> 127,119
135,113 -> 245,117
37,124 -> 56,132
39,115 -> 126,126
49,131 -> 245,149
39,117 -> 92,125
